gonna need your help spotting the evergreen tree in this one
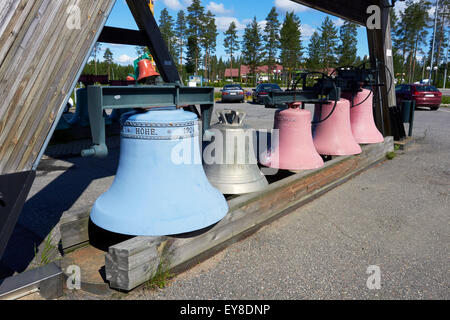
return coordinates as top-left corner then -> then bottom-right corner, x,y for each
279,12 -> 302,82
103,48 -> 113,79
159,8 -> 177,62
242,17 -> 263,86
224,21 -> 240,78
200,10 -> 218,80
264,7 -> 281,81
175,10 -> 187,69
396,0 -> 431,82
186,0 -> 206,74
186,35 -> 199,75
135,46 -> 148,57
306,31 -> 321,71
337,21 -> 358,66
390,8 -> 404,79
318,17 -> 338,70
90,43 -> 102,75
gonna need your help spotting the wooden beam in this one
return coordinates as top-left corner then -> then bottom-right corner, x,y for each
98,26 -> 148,46
0,0 -> 116,175
367,0 -> 395,136
126,0 -> 180,84
290,0 -> 372,25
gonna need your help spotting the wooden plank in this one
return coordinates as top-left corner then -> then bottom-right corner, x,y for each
105,138 -> 394,291
59,207 -> 91,252
98,26 -> 148,46
291,0 -> 377,26
0,0 -> 37,69
367,0 -> 395,136
14,0 -> 110,171
126,0 -> 180,83
0,0 -> 116,174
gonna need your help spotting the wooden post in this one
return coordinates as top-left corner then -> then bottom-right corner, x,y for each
367,0 -> 395,136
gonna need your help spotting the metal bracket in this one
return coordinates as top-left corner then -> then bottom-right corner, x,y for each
82,85 -> 215,158
0,262 -> 63,300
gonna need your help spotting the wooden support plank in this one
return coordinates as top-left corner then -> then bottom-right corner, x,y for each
15,0 -> 113,171
367,0 -> 395,136
59,207 -> 91,252
98,26 -> 147,46
105,138 -> 394,291
0,0 -> 116,174
291,0 -> 376,25
126,0 -> 180,83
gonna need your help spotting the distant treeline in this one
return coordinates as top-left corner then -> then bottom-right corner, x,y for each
84,0 -> 449,87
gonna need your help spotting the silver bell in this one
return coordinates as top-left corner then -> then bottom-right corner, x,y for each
203,109 -> 268,195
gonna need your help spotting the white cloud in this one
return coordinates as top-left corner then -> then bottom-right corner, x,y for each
258,20 -> 268,31
274,0 -> 309,13
206,2 -> 232,15
215,16 -> 246,31
300,24 -> 316,37
116,54 -> 136,65
333,18 -> 345,27
161,0 -> 183,10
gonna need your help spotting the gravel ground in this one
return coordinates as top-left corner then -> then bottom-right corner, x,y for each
1,103 -> 448,300
123,106 -> 450,300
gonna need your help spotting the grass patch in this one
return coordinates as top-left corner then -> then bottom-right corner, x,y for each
386,151 -> 397,160
34,232 -> 58,267
441,96 -> 450,105
144,244 -> 174,290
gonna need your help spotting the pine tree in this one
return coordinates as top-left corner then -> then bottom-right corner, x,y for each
224,21 -> 240,78
90,43 -> 102,75
135,46 -> 148,57
175,10 -> 187,70
242,17 -> 263,86
396,0 -> 431,82
159,8 -> 177,62
186,35 -> 199,75
337,21 -> 358,66
103,48 -> 113,79
279,12 -> 302,82
306,31 -> 321,71
200,10 -> 218,81
264,7 -> 281,81
186,0 -> 205,74
318,17 -> 338,70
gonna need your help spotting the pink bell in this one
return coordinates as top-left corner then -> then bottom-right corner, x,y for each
341,89 -> 384,144
313,99 -> 362,156
261,105 -> 324,171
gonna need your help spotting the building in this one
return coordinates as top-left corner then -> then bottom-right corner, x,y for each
224,64 -> 284,83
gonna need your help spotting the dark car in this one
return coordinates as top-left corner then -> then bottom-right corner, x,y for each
252,83 -> 283,107
221,84 -> 245,103
395,84 -> 442,111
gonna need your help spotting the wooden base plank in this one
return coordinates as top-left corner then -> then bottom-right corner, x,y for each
104,137 -> 394,291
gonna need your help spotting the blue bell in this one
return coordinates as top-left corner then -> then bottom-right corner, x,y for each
90,107 -> 229,236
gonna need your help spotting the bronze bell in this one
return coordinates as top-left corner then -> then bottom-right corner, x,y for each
203,109 -> 268,195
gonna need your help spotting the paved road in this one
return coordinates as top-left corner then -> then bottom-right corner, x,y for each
1,103 -> 449,300
124,106 -> 450,300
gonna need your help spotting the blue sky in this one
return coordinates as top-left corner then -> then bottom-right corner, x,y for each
101,0 -> 407,65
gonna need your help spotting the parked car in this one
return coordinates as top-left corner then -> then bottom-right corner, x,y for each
251,83 -> 283,108
221,84 -> 245,103
395,84 -> 442,111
